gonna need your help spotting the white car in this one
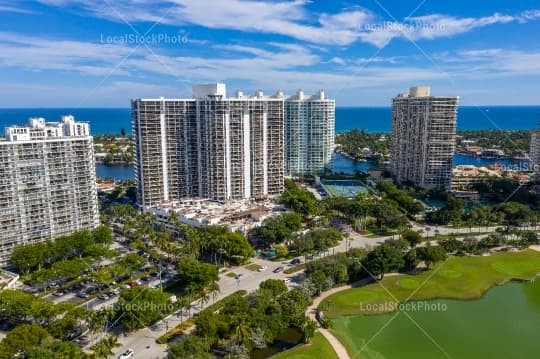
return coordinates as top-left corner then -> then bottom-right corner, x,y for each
258,266 -> 267,272
118,348 -> 134,359
283,278 -> 291,283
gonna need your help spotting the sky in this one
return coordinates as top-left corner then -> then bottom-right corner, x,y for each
0,0 -> 539,107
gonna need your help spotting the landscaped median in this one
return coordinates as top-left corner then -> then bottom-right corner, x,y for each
156,290 -> 247,344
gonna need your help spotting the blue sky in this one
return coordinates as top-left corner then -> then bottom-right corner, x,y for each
0,0 -> 539,107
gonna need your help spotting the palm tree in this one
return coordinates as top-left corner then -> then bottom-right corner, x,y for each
208,281 -> 221,305
302,319 -> 317,344
90,335 -> 121,358
200,292 -> 210,309
89,309 -> 109,339
234,321 -> 251,346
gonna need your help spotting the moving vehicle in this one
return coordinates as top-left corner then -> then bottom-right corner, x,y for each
118,348 -> 135,359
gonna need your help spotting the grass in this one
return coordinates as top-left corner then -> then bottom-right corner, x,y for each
321,249 -> 540,318
284,264 -> 306,274
225,272 -> 237,278
156,319 -> 194,344
270,332 -> 339,359
244,263 -> 262,271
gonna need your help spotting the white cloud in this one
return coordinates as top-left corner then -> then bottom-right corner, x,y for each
0,5 -> 36,14
358,10 -> 540,47
328,57 -> 346,65
35,1 -> 540,48
0,32 -> 134,75
37,0 -> 369,45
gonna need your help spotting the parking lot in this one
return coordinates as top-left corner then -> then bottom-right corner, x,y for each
19,234 -> 179,316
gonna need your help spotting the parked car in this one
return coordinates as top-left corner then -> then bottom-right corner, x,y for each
77,291 -> 89,299
52,291 -> 65,297
290,258 -> 301,265
258,266 -> 267,272
273,266 -> 284,273
283,278 -> 291,283
98,294 -> 110,301
118,348 -> 135,359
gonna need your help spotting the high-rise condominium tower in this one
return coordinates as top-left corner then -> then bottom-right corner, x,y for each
132,84 -> 284,207
0,116 -> 99,264
390,86 -> 458,189
285,89 -> 335,176
530,130 -> 540,172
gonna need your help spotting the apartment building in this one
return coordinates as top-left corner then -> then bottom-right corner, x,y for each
0,116 -> 99,264
132,84 -> 285,208
390,86 -> 458,189
285,89 -> 335,176
530,132 -> 540,172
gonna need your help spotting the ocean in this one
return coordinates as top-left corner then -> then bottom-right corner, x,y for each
0,106 -> 539,135
2,106 -> 536,180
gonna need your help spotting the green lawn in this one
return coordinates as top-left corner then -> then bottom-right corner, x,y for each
244,263 -> 262,271
321,249 -> 540,318
284,264 -> 306,274
270,332 -> 338,359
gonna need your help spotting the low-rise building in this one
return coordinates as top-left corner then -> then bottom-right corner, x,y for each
146,198 -> 282,233
451,165 -> 501,199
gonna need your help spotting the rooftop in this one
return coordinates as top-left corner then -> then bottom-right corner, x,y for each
3,115 -> 90,142
138,83 -> 332,102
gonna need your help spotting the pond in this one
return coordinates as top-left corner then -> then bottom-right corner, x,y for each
332,279 -> 540,359
250,327 -> 303,359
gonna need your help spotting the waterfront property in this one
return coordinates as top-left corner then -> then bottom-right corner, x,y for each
132,83 -> 285,207
285,89 -> 335,176
0,116 -> 99,265
451,165 -> 501,199
321,180 -> 369,198
390,86 -> 458,190
320,250 -> 540,359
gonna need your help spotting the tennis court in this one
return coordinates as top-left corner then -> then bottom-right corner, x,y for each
321,180 -> 369,198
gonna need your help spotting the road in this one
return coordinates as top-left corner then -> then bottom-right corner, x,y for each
110,224 -> 504,358
109,231 -> 386,358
